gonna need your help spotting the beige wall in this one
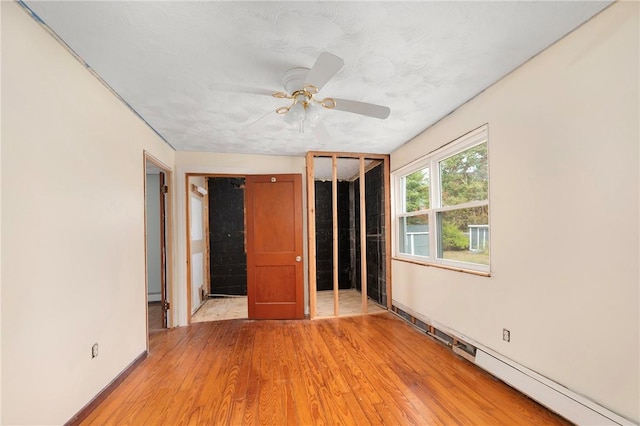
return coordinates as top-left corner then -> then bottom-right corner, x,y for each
1,2 -> 175,424
174,152 -> 307,325
391,2 -> 639,421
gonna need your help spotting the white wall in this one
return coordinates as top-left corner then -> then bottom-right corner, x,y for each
390,2 -> 638,422
174,152 -> 307,325
1,2 -> 175,424
145,174 -> 162,302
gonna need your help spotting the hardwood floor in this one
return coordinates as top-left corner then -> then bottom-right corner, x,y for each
148,302 -> 164,332
192,290 -> 387,323
83,313 -> 569,425
316,289 -> 387,317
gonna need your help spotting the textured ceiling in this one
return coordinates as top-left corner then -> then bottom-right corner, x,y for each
23,1 -> 610,157
312,157 -> 376,181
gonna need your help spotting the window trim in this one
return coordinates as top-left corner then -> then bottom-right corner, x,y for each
392,125 -> 490,273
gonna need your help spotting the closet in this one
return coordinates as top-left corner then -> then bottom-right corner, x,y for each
306,153 -> 391,318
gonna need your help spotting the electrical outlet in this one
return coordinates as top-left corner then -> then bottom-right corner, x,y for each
92,343 -> 99,359
503,329 -> 510,342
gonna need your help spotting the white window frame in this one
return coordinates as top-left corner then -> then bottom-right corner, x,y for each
392,125 -> 490,273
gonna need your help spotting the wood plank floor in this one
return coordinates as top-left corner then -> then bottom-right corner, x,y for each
85,313 -> 569,425
148,302 -> 164,332
192,290 -> 387,323
316,289 -> 387,318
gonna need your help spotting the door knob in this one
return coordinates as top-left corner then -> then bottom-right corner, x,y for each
295,256 -> 302,262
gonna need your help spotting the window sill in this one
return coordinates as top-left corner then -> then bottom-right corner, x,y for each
392,257 -> 491,277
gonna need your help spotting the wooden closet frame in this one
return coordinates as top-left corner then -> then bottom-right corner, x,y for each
306,152 -> 392,319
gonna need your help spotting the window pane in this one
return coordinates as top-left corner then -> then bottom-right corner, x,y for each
437,206 -> 489,265
399,215 -> 429,257
403,168 -> 429,212
440,142 -> 488,207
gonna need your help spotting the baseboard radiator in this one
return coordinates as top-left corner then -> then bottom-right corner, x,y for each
392,302 -> 636,426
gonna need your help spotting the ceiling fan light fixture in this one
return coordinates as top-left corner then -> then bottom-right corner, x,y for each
284,100 -> 305,128
305,102 -> 322,124
303,84 -> 319,95
319,98 -> 336,109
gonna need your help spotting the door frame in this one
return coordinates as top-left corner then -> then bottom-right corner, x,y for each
144,152 -> 174,348
305,152 -> 392,319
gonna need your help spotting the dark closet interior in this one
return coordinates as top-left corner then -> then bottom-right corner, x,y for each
354,162 -> 387,306
208,177 -> 247,296
314,180 -> 351,291
313,161 -> 387,308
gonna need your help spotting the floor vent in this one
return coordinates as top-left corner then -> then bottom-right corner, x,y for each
452,339 -> 476,363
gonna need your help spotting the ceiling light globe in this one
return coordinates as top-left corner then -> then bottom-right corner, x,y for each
284,101 -> 305,126
306,103 -> 322,125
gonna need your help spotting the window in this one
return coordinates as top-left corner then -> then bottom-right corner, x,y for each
394,126 -> 489,272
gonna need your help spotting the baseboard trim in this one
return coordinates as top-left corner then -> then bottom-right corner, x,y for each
65,351 -> 148,426
475,349 -> 634,425
391,300 -> 636,426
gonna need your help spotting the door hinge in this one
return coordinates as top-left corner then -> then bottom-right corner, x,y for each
161,185 -> 169,194
162,301 -> 170,311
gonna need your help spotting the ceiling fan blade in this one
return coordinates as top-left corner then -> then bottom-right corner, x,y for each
312,121 -> 331,145
331,98 -> 391,119
304,52 -> 344,92
209,83 -> 277,97
238,110 -> 278,135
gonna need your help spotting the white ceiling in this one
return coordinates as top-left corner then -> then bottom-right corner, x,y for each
24,1 -> 610,157
313,157 -> 376,181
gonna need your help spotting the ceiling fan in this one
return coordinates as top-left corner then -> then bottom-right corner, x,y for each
217,52 -> 391,135
270,52 -> 391,132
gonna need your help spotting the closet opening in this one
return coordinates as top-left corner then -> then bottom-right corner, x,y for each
306,152 -> 391,318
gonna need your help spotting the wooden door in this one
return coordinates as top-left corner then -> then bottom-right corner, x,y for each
246,174 -> 304,319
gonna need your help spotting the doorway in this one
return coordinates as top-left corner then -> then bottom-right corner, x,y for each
190,175 -> 248,323
144,153 -> 172,339
187,173 -> 304,323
